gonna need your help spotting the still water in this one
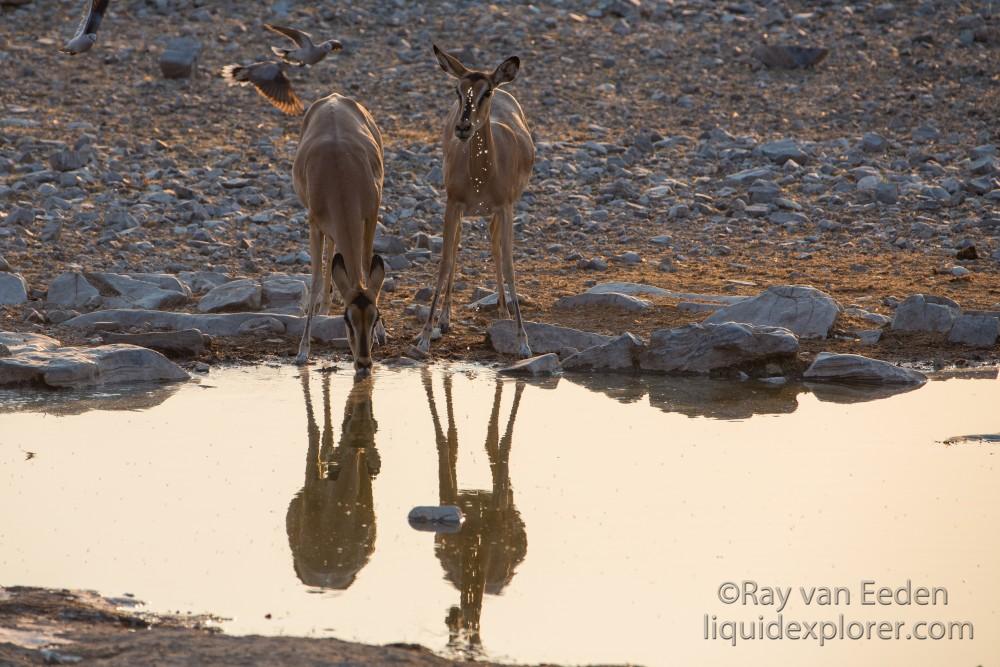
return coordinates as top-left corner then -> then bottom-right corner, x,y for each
1,365 -> 998,666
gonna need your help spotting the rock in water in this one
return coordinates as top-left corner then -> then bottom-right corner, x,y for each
638,322 -> 799,375
0,273 -> 28,305
803,352 -> 927,385
704,285 -> 841,339
488,321 -> 612,355
407,505 -> 464,533
499,353 -> 562,376
891,294 -> 961,333
160,37 -> 202,79
0,332 -> 189,388
562,333 -> 644,371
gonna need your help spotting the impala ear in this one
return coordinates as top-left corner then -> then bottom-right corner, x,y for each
491,56 -> 520,86
366,255 -> 386,299
331,253 -> 354,302
433,44 -> 469,79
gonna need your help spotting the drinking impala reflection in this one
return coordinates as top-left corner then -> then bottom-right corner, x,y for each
286,370 -> 380,589
421,368 -> 527,657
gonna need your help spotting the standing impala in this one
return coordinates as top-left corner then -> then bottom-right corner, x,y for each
416,45 -> 535,358
293,92 -> 386,376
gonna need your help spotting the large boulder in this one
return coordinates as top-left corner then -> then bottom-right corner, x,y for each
63,309 -> 346,342
891,294 -> 961,333
126,273 -> 191,297
262,276 -> 309,315
554,292 -> 652,312
803,352 -> 927,385
947,313 -> 999,347
46,272 -> 102,310
704,285 -> 841,339
0,332 -> 189,388
0,272 -> 28,305
488,320 -> 611,355
198,279 -> 262,313
638,322 -> 799,375
86,272 -> 190,310
563,333 -> 644,371
100,329 -> 207,358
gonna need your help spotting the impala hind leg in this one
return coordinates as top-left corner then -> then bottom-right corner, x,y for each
499,207 -> 530,358
417,201 -> 463,353
489,211 -> 510,319
439,218 -> 462,333
296,225 -> 325,365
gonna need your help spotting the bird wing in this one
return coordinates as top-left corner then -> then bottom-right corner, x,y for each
249,64 -> 304,115
263,23 -> 312,48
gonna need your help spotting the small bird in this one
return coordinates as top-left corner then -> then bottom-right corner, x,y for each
61,0 -> 111,55
221,61 -> 304,115
264,23 -> 342,67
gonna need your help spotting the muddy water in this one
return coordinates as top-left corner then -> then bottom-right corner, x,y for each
1,365 -> 998,666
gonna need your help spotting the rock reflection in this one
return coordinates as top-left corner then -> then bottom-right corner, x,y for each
287,371 -> 380,590
421,369 -> 527,658
568,374 -> 923,420
0,382 -> 181,415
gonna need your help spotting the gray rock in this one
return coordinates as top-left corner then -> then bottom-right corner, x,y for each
178,271 -> 232,295
63,309 -> 346,342
843,307 -> 891,327
488,320 -> 612,355
748,179 -> 780,204
373,234 -> 407,255
947,314 -> 999,347
127,273 -> 191,296
86,272 -> 190,310
407,505 -> 463,532
554,292 -> 652,312
0,272 -> 28,305
586,282 -> 746,304
49,149 -> 91,172
760,138 -> 809,164
262,276 -> 308,315
804,352 -> 926,385
100,329 -> 207,358
198,278 -> 262,313
160,37 -> 202,79
862,132 -> 887,153
46,272 -> 102,310
562,333 -> 644,371
704,285 -> 841,338
499,353 -> 562,376
891,294 -> 961,333
725,166 -> 774,186
638,322 -> 799,375
753,45 -> 829,69
0,332 -> 189,388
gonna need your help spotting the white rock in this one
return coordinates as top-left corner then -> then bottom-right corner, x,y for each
554,292 -> 652,312
803,352 -> 926,385
0,272 -> 28,305
499,353 -> 562,376
704,285 -> 841,339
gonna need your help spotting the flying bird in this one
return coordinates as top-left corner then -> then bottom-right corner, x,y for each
61,0 -> 111,55
221,61 -> 304,115
264,23 -> 342,67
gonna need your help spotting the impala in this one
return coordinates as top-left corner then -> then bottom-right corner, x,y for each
293,92 -> 386,376
416,45 -> 535,358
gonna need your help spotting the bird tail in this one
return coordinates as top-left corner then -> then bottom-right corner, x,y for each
220,64 -> 247,85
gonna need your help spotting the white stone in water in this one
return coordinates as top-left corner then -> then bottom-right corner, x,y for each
638,322 -> 799,375
803,352 -> 926,385
407,505 -> 463,533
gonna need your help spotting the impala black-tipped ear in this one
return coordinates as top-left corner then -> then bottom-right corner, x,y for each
331,252 -> 353,302
367,255 -> 386,298
491,56 -> 520,86
433,44 -> 470,79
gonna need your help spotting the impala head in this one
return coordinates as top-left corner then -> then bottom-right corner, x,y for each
433,44 -> 520,142
331,253 -> 386,379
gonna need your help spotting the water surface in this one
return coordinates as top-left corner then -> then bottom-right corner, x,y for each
1,365 -> 998,666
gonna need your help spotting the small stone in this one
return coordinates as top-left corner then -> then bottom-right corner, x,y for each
198,279 -> 262,313
0,272 -> 28,305
160,37 -> 202,79
956,245 -> 978,260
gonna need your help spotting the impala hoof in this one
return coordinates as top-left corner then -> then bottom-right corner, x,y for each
414,336 -> 431,354
517,341 -> 532,358
439,320 -> 450,334
294,352 -> 309,366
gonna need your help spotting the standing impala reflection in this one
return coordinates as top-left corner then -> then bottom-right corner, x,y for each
421,369 -> 527,658
286,371 -> 380,589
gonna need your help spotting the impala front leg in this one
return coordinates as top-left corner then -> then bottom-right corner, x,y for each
296,224 -> 325,365
417,200 -> 463,353
489,211 -> 510,319
438,217 -> 463,333
499,207 -> 530,358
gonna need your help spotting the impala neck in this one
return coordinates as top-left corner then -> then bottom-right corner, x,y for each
467,118 -> 497,196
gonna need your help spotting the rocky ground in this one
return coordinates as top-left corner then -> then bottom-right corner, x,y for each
2,0 -> 1000,372
0,587 -> 543,666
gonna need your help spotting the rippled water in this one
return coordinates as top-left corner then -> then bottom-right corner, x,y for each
1,365 -> 998,666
